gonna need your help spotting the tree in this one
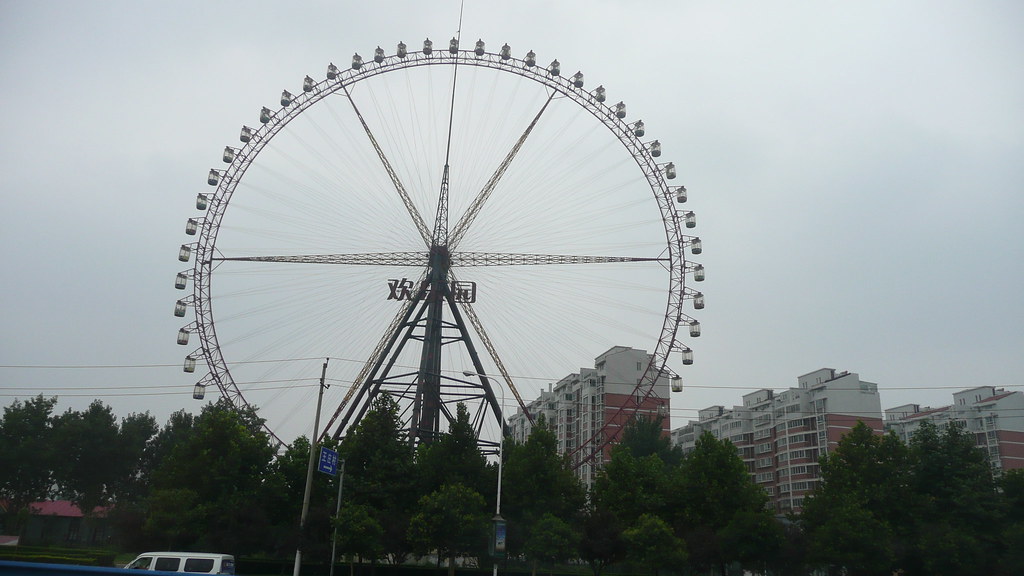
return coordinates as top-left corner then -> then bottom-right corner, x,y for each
0,396 -> 57,519
339,393 -> 417,563
591,446 -> 669,528
110,411 -> 158,503
51,400 -> 124,513
719,510 -> 784,574
501,415 -> 585,558
577,505 -> 626,576
619,415 -> 682,466
408,483 -> 488,576
800,422 -> 907,575
621,513 -> 687,576
147,400 -> 276,553
143,487 -> 201,550
146,409 -> 195,471
416,403 -> 492,499
263,435 -> 342,561
334,502 -> 385,572
49,402 -> 158,515
905,420 -> 1002,576
523,513 -> 579,576
668,431 -> 772,575
586,443 -> 670,576
803,492 -> 895,576
998,469 -> 1024,575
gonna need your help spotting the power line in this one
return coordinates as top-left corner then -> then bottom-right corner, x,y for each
1,364 -> 1020,394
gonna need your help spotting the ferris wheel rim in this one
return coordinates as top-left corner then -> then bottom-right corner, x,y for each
180,40 -> 699,460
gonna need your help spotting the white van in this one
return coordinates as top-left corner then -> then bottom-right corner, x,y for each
124,552 -> 235,574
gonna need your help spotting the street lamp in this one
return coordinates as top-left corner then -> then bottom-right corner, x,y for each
462,371 -> 506,576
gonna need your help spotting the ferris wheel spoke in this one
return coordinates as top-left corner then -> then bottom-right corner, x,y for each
449,93 -> 556,250
454,294 -> 530,424
340,84 -> 433,247
215,252 -> 429,266
213,252 -> 664,267
451,252 -> 667,266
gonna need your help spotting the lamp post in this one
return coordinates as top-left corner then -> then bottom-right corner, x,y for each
329,459 -> 345,576
462,371 -> 506,576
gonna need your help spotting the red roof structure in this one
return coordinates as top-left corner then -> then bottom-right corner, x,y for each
28,500 -> 108,518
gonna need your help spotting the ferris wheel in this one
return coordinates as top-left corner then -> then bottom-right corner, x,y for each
174,38 -> 703,464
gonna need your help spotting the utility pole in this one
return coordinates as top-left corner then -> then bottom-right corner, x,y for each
294,359 -> 329,576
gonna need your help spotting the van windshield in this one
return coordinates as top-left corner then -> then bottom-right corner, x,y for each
126,557 -> 152,570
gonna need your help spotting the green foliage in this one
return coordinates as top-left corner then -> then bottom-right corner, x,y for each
672,431 -> 768,530
668,431 -> 771,573
6,393 -> 1023,575
619,415 -> 682,466
408,483 -> 488,576
143,487 -> 201,550
523,513 -> 580,575
719,510 -> 784,571
804,491 -> 896,576
577,505 -> 626,576
145,399 -> 277,554
0,395 -> 57,514
903,420 -> 1002,575
417,403 -> 492,498
621,513 -> 687,576
113,412 -> 159,502
502,416 -> 585,558
334,502 -> 385,564
0,545 -> 115,566
801,419 -> 1012,576
51,400 -> 123,512
801,422 -> 907,574
339,393 -> 417,563
49,400 -> 158,513
591,447 -> 668,528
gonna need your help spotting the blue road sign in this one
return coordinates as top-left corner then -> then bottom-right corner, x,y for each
318,446 -> 339,476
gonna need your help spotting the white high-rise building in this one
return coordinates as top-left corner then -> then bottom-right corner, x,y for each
885,386 -> 1024,474
670,368 -> 883,513
507,346 -> 672,486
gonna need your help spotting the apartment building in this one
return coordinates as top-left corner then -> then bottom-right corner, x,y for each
885,386 -> 1024,474
670,368 -> 883,513
507,346 -> 672,486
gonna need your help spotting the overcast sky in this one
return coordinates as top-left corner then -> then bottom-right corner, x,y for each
1,1 -> 1021,438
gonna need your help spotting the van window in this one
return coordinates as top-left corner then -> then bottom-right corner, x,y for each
184,558 -> 215,573
154,557 -> 181,571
